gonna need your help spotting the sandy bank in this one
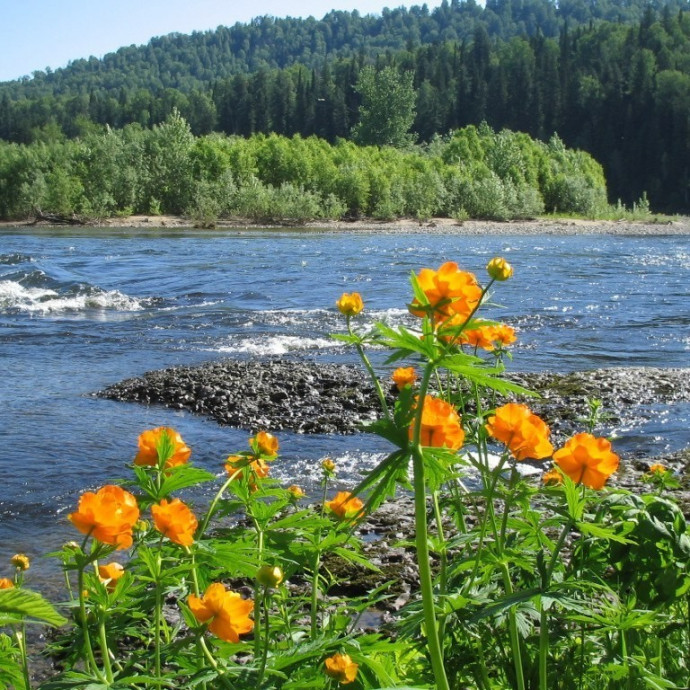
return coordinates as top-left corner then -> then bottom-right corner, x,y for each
3,215 -> 690,235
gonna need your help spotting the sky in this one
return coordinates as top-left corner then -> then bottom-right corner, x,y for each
0,0 -> 440,82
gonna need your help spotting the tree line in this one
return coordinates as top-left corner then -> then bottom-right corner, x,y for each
0,114 -> 609,223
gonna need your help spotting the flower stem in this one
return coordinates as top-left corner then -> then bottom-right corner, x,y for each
98,618 -> 115,684
410,361 -> 450,690
257,588 -> 271,686
539,519 -> 572,690
14,625 -> 31,690
310,479 -> 329,639
77,567 -> 103,681
432,489 -> 448,641
348,318 -> 390,420
500,562 -> 526,690
197,469 -> 242,539
154,572 -> 162,678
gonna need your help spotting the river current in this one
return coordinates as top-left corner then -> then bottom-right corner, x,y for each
0,227 -> 688,574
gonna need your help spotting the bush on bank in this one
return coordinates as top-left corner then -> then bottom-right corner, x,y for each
0,113 -> 610,224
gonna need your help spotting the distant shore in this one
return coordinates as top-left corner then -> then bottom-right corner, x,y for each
2,214 -> 690,235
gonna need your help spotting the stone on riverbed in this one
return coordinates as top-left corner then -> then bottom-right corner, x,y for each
96,359 -> 690,440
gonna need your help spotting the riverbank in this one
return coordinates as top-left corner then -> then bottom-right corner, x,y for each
3,214 -> 690,235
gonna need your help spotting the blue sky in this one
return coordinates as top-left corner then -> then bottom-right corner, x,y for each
0,0 -> 439,82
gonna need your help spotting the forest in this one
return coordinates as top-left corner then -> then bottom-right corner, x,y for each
0,0 -> 689,213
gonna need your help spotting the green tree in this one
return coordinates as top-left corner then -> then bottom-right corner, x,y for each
351,66 -> 417,148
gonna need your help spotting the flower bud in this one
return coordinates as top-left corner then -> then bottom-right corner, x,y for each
10,554 -> 30,571
392,366 -> 417,390
321,458 -> 336,474
487,257 -> 514,281
253,431 -> 279,457
256,565 -> 284,588
648,463 -> 667,475
336,292 -> 364,317
287,485 -> 305,500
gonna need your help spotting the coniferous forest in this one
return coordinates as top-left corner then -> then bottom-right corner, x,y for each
1,0 -> 689,215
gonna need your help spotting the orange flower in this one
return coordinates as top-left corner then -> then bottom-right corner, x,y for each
486,403 -> 554,461
152,498 -> 198,546
487,257 -> 514,281
134,427 -> 191,469
225,455 -> 270,490
69,485 -> 140,549
252,430 -> 279,457
542,468 -> 564,486
459,325 -> 497,351
98,562 -> 125,591
0,578 -> 14,589
553,433 -> 620,490
324,652 -> 359,685
392,366 -> 417,390
188,583 -> 254,643
325,491 -> 364,520
336,292 -> 364,317
10,554 -> 30,571
648,463 -> 667,475
411,395 -> 465,451
410,261 -> 482,323
492,324 -> 517,347
287,485 -> 305,499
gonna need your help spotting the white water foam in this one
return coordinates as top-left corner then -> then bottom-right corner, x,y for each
0,280 -> 144,313
214,335 -> 342,356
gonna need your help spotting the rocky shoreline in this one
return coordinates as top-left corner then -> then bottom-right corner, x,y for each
97,358 -> 690,443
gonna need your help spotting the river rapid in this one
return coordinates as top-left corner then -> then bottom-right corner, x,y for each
0,226 -> 688,577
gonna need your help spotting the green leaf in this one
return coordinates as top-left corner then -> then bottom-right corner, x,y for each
0,588 -> 67,627
159,465 -> 217,497
332,546 -> 381,572
330,332 -> 363,345
577,520 -> 634,544
439,359 -> 538,397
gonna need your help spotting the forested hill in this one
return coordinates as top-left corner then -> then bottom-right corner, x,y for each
2,0 -> 690,211
1,0 -> 686,97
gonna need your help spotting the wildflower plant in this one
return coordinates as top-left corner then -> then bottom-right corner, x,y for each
3,258 -> 690,689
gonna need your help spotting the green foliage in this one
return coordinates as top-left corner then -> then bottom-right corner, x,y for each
0,120 -> 607,222
352,66 -> 417,149
2,2 -> 690,209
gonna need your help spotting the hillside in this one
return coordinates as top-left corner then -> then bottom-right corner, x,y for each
1,0 -> 685,97
1,0 -> 690,211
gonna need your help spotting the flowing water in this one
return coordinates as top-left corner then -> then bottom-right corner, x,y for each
0,227 -> 688,577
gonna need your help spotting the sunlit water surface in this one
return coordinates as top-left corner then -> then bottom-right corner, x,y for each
1,227 -> 688,578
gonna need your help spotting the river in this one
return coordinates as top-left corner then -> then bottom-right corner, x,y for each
1,227 -> 688,578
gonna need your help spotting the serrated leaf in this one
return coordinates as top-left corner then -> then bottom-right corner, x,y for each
0,588 -> 67,627
332,546 -> 381,572
159,465 -> 217,497
577,520 -> 634,544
